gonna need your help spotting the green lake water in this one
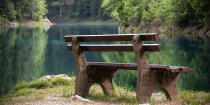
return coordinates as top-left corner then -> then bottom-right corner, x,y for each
0,24 -> 209,96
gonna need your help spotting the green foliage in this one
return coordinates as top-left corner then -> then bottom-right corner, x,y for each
179,90 -> 210,104
32,0 -> 48,20
61,87 -> 74,98
87,84 -> 137,104
0,0 -> 48,23
102,0 -> 143,26
13,76 -> 74,92
14,83 -> 30,91
102,0 -> 210,27
29,80 -> 49,89
186,100 -> 202,105
5,0 -> 17,20
47,0 -> 110,22
143,0 -> 174,22
186,0 -> 210,27
51,77 -> 72,86
0,16 -> 9,24
14,80 -> 49,90
11,88 -> 35,97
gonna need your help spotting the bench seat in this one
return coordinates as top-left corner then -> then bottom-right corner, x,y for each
87,62 -> 194,74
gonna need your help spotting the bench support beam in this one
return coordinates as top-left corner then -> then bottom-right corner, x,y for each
133,35 -> 178,103
72,36 -> 117,97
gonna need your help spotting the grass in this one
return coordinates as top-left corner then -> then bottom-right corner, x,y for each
179,90 -> 210,104
0,75 -> 210,105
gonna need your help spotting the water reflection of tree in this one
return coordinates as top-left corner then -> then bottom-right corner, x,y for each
45,24 -> 118,75
0,26 -> 48,96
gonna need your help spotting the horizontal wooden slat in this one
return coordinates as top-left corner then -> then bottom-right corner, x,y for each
87,62 -> 194,73
67,44 -> 161,52
64,33 -> 158,42
87,62 -> 137,70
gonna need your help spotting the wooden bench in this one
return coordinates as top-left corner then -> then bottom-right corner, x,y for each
64,33 -> 194,103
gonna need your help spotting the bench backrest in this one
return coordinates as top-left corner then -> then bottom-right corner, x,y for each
64,33 -> 161,52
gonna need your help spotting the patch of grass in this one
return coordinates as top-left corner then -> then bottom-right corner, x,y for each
205,96 -> 210,103
14,76 -> 76,91
29,79 -> 49,89
87,84 -> 137,104
51,77 -> 72,86
13,82 -> 30,91
61,86 -> 75,98
179,90 -> 210,103
115,85 -> 137,104
150,97 -> 169,105
0,75 -> 75,104
12,88 -> 35,97
14,79 -> 49,91
87,84 -> 110,100
186,100 -> 203,105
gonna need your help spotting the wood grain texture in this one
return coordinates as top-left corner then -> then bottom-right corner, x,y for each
87,62 -> 194,73
64,33 -> 158,42
67,44 -> 161,52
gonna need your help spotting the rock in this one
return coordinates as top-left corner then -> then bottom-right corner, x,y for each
9,22 -> 19,28
71,95 -> 93,103
54,74 -> 73,82
44,18 -> 53,25
42,74 -> 73,82
151,93 -> 167,102
206,30 -> 210,36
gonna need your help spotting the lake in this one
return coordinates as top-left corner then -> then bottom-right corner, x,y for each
0,24 -> 209,96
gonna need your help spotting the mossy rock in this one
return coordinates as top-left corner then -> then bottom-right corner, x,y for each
14,74 -> 74,90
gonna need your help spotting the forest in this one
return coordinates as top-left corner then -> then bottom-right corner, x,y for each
0,0 -> 47,23
1,0 -> 210,27
102,0 -> 210,28
0,0 -> 110,23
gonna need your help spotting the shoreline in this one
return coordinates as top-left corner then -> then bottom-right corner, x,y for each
119,22 -> 210,37
1,18 -> 53,28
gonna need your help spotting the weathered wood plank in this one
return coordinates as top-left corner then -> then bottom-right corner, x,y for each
87,62 -> 137,70
64,33 -> 158,42
87,62 -> 194,73
169,66 -> 194,73
67,44 -> 161,52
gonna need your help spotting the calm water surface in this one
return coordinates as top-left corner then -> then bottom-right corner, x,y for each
0,24 -> 209,96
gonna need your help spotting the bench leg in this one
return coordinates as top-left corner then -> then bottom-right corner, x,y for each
100,78 -> 116,96
75,72 -> 93,96
87,67 -> 117,96
133,35 -> 153,103
133,35 -> 179,103
137,71 -> 156,103
163,72 -> 179,100
72,36 -> 92,96
136,72 -> 179,103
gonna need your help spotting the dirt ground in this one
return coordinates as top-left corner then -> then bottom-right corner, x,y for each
11,93 -> 208,105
